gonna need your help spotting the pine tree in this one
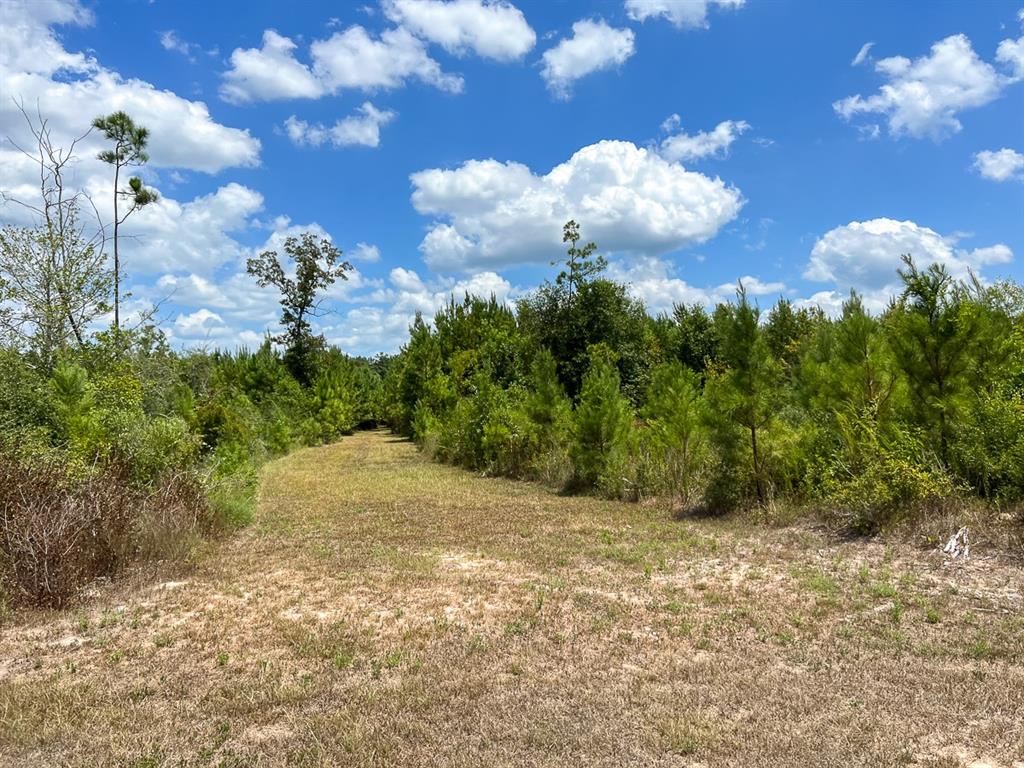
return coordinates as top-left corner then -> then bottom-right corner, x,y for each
526,347 -> 572,448
643,361 -> 707,505
764,297 -> 819,373
710,285 -> 783,505
554,220 -> 606,299
92,111 -> 158,331
886,255 -> 979,466
571,344 -> 633,488
672,302 -> 717,372
804,292 -> 897,426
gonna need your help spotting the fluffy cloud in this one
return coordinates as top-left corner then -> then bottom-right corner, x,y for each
0,0 -> 270,307
410,139 -> 744,270
0,0 -> 94,76
382,0 -> 535,61
154,271 -> 279,330
220,30 -> 324,103
834,33 -> 1024,140
221,25 -> 462,103
804,218 -> 1013,310
350,242 -> 382,262
325,306 -> 413,354
974,148 -> 1024,182
658,117 -> 750,162
624,0 -> 745,29
311,25 -> 463,94
173,308 -> 231,339
284,103 -> 397,148
998,34 -> 1024,79
119,183 -> 266,276
325,267 -> 518,354
0,1 -> 260,174
0,1 -> 407,355
607,255 -> 784,314
540,19 -> 635,99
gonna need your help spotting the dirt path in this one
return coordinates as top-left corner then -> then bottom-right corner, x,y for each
1,430 -> 1022,767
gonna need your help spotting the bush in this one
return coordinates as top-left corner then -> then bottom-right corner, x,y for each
0,450 -> 221,607
598,426 -> 660,502
952,390 -> 1024,502
411,401 -> 442,458
0,454 -> 135,607
49,361 -> 108,458
119,415 -> 201,485
310,364 -> 359,442
206,471 -> 258,530
826,451 -> 956,533
524,348 -> 573,484
0,349 -> 49,438
134,470 -> 214,560
481,386 -> 535,477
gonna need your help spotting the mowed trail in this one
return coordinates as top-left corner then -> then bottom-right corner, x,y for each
1,430 -> 1022,767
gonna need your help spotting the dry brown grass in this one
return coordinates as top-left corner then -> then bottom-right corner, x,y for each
1,430 -> 1022,767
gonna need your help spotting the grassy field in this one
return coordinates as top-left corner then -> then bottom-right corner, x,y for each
1,430 -> 1022,767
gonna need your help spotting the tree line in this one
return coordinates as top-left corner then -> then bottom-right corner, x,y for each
378,221 -> 1024,531
0,111 -> 378,607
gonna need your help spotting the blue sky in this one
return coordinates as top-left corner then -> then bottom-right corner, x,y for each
1,0 -> 1022,354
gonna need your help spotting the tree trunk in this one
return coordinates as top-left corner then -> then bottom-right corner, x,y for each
112,159 -> 120,332
750,425 -> 765,505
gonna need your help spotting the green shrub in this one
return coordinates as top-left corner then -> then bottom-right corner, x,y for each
0,349 -> 49,436
952,390 -> 1024,502
119,415 -> 201,485
598,426 -> 661,501
826,451 -> 956,533
49,362 -> 107,458
206,468 -> 258,529
411,402 -> 442,458
481,386 -> 535,477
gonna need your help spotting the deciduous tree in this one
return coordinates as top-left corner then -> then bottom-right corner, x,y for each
246,233 -> 351,386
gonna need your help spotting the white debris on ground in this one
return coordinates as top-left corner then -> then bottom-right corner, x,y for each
942,526 -> 970,563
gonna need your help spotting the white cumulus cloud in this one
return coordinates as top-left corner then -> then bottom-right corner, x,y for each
350,242 -> 382,262
658,118 -> 750,162
410,139 -> 744,270
326,267 -> 518,354
834,33 -> 1024,140
311,25 -> 463,94
624,0 -> 745,29
283,103 -> 397,149
121,183 -> 266,276
220,30 -> 324,103
607,255 -> 784,314
382,0 -> 535,60
221,25 -> 463,103
540,19 -> 635,99
0,1 -> 260,174
973,148 -> 1024,181
804,218 -> 1014,311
